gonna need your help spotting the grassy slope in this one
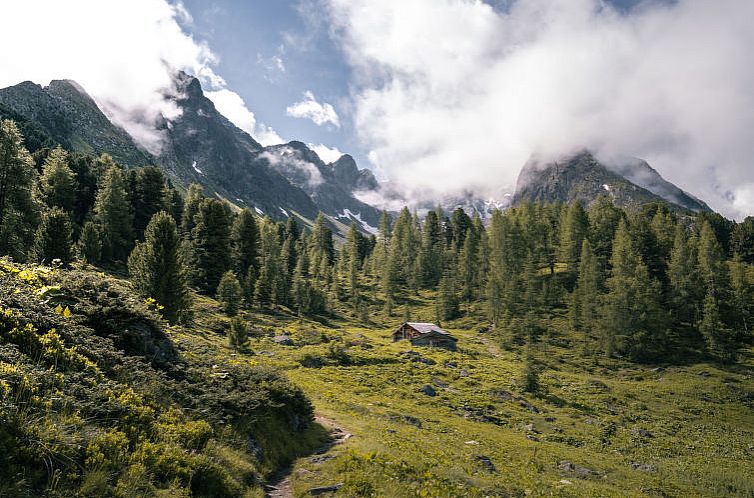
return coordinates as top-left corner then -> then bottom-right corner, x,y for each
191,291 -> 754,497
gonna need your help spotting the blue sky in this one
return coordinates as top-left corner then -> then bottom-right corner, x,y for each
180,0 -> 358,161
3,0 -> 750,218
178,0 -> 655,167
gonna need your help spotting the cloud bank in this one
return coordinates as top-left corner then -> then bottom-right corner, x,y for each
325,0 -> 754,219
0,0 -> 281,150
286,91 -> 341,127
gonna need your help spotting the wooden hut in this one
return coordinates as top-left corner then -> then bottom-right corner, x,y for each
392,322 -> 457,350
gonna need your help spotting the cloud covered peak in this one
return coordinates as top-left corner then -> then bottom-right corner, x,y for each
325,0 -> 754,219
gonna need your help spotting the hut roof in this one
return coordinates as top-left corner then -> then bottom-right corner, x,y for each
395,322 -> 455,338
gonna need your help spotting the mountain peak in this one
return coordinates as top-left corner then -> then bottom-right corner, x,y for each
513,150 -> 709,212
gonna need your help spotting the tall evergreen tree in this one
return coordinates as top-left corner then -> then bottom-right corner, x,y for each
217,270 -> 243,316
128,211 -> 191,323
0,119 -> 39,260
77,220 -> 101,264
436,269 -> 459,322
255,221 -> 284,306
600,219 -> 664,361
93,165 -> 133,262
191,199 -> 231,293
668,225 -> 700,325
732,217 -> 754,264
130,166 -> 167,238
231,208 -> 259,280
38,146 -> 77,213
588,195 -> 623,268
699,290 -> 737,362
32,207 -> 74,265
558,202 -> 589,278
571,239 -> 600,353
181,183 -> 204,235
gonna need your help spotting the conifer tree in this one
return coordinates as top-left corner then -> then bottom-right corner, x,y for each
728,254 -> 751,338
255,221 -> 284,306
419,209 -> 443,287
570,239 -> 600,353
558,202 -> 589,282
588,195 -> 623,268
436,269 -> 459,321
668,225 -> 700,325
0,119 -> 39,260
228,316 -> 249,351
600,219 -> 664,360
128,211 -> 191,323
181,183 -> 204,235
731,217 -> 754,264
699,290 -> 737,362
231,208 -> 259,280
344,222 -> 362,308
130,166 -> 168,238
217,270 -> 243,316
459,227 -> 479,302
77,220 -> 101,264
697,220 -> 727,298
32,207 -> 74,265
93,165 -> 133,262
38,146 -> 77,212
191,199 -> 231,293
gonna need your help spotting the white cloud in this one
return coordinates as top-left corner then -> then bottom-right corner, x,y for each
309,143 -> 344,163
260,147 -> 324,187
326,0 -> 754,219
286,91 -> 341,127
0,0 -> 279,151
206,89 -> 283,145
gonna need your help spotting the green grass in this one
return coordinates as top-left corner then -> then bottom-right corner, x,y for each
186,289 -> 754,497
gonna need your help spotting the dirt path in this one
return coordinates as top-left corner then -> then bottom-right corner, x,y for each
264,416 -> 351,498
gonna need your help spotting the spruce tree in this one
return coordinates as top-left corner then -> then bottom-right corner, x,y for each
128,211 -> 191,323
93,165 -> 133,262
419,209 -> 443,287
0,119 -> 39,260
217,270 -> 243,316
731,217 -> 754,264
191,199 -> 231,293
38,146 -> 77,212
32,207 -> 74,266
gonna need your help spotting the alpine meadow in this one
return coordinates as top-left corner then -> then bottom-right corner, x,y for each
1,1 -> 754,497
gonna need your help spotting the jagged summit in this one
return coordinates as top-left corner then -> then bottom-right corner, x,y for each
0,73 -> 383,233
513,150 -> 709,212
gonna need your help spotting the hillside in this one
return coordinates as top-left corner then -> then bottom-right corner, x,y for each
0,260 -> 327,497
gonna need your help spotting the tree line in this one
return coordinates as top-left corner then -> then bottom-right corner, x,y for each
1,119 -> 753,363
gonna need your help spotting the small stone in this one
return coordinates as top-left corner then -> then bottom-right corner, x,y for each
459,369 -> 470,377
476,455 -> 496,473
631,428 -> 653,438
630,463 -> 656,472
421,384 -> 437,397
309,483 -> 343,495
432,377 -> 449,388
